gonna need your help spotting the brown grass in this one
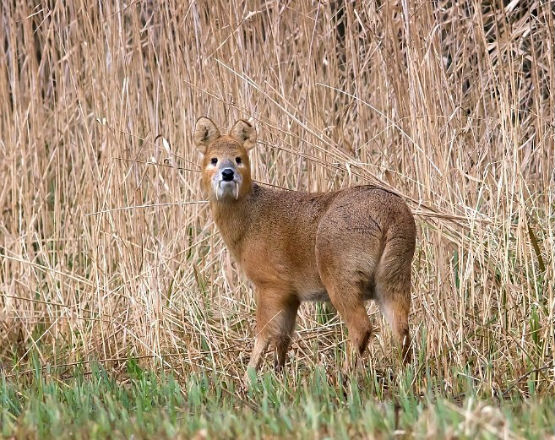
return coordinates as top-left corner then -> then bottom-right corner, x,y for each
0,1 -> 553,396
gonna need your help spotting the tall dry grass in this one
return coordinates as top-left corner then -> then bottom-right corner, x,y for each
0,1 -> 553,395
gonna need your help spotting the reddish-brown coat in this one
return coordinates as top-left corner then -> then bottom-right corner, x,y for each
194,117 -> 416,382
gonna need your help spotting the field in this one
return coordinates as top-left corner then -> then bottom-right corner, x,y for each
0,1 -> 554,438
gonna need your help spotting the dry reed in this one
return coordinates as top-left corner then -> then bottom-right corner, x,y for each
0,1 -> 553,397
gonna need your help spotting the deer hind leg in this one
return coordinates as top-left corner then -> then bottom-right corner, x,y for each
321,277 -> 373,374
244,289 -> 299,384
375,239 -> 413,364
378,293 -> 411,364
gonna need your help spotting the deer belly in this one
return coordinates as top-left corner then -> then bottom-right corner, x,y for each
298,288 -> 330,302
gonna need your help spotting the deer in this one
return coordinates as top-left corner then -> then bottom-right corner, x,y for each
193,117 -> 416,385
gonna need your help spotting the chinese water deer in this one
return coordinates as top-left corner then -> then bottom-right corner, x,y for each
194,117 -> 416,382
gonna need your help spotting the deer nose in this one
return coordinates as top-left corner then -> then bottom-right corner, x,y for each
221,168 -> 235,181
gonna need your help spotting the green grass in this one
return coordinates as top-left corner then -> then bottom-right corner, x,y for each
1,361 -> 553,439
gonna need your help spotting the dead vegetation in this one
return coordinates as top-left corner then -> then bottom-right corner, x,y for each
0,1 -> 553,398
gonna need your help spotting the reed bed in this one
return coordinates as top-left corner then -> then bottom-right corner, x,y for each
0,0 -> 553,408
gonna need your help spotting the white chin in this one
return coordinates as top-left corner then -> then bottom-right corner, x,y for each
215,182 -> 239,200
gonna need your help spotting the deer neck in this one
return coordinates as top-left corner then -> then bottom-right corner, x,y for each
210,184 -> 258,256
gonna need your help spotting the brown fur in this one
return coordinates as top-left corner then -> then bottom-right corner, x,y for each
194,117 -> 416,381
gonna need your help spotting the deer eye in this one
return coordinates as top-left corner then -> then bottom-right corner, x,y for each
210,157 -> 218,165
235,157 -> 242,164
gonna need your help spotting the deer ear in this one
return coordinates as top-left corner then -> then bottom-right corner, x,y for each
193,117 -> 220,154
230,119 -> 257,150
